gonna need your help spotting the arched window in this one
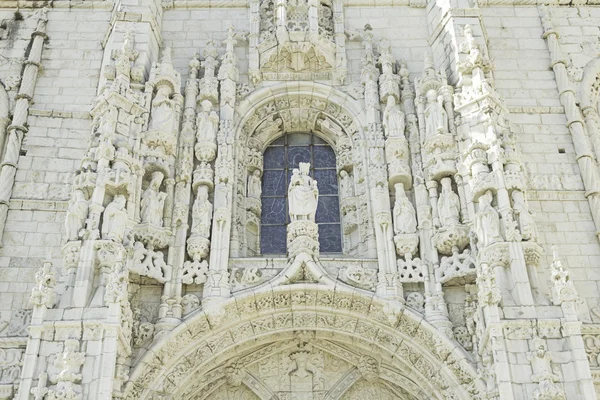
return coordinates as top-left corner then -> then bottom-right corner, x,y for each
261,132 -> 342,254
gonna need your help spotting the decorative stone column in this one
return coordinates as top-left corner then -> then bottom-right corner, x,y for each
0,9 -> 48,246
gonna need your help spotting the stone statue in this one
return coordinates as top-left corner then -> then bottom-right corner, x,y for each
512,190 -> 537,241
424,89 -> 448,137
383,96 -> 405,138
148,84 -> 175,133
393,183 -> 417,235
65,190 -> 88,241
339,170 -> 354,198
102,195 -> 128,242
288,162 -> 318,222
247,170 -> 262,199
475,190 -> 502,247
196,100 -> 219,143
437,177 -> 460,228
192,185 -> 213,238
140,171 -> 167,227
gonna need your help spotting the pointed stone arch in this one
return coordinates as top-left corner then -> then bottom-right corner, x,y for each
124,285 -> 483,399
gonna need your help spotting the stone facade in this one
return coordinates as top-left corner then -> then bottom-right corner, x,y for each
0,0 -> 599,399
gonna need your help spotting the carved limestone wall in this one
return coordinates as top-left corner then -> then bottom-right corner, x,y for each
0,2 -> 598,400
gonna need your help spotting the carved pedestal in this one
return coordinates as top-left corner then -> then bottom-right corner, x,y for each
393,233 -> 419,257
287,220 -> 319,258
433,224 -> 470,256
187,234 -> 210,261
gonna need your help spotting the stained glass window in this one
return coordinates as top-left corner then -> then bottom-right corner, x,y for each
261,133 -> 342,254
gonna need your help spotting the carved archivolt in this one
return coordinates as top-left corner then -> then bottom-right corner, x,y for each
124,286 -> 481,399
235,82 -> 366,147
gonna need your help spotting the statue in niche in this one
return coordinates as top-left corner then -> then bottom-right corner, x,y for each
288,162 -> 318,222
383,96 -> 405,138
339,170 -> 354,198
424,89 -> 448,137
65,190 -> 88,241
475,190 -> 502,247
393,183 -> 417,235
437,177 -> 460,228
102,195 -> 128,242
247,170 -> 262,199
148,83 -> 175,133
192,185 -> 213,238
528,338 -> 559,383
140,171 -> 167,227
196,100 -> 219,143
512,190 -> 537,241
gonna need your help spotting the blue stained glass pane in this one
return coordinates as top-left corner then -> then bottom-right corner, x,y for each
313,169 -> 338,195
262,170 -> 286,196
313,135 -> 327,144
270,136 -> 285,145
318,224 -> 342,253
313,146 -> 336,168
287,147 -> 311,168
261,225 -> 287,254
287,132 -> 312,146
261,198 -> 287,224
316,196 -> 340,223
264,146 -> 285,169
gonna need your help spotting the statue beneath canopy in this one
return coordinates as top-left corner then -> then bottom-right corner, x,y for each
288,162 -> 319,222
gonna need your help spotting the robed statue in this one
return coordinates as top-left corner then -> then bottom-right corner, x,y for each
65,190 -> 88,241
437,177 -> 460,228
393,183 -> 417,235
475,190 -> 502,247
102,195 -> 128,242
140,171 -> 167,227
288,162 -> 318,222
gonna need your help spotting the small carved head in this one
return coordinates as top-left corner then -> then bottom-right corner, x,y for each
426,89 -> 438,103
299,162 -> 310,175
201,99 -> 212,113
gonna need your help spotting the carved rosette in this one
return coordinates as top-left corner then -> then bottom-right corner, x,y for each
287,220 -> 320,258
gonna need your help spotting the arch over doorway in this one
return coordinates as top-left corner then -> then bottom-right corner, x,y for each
124,285 -> 483,399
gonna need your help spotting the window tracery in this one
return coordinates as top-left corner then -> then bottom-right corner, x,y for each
261,132 -> 342,254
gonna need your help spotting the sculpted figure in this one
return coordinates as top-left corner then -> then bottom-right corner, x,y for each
512,190 -> 537,241
102,195 -> 128,242
196,100 -> 219,143
140,171 -> 167,227
148,84 -> 175,133
424,89 -> 448,137
383,96 -> 405,138
393,183 -> 417,235
475,190 -> 502,247
192,185 -> 213,238
288,162 -> 318,222
247,170 -> 262,199
339,170 -> 355,198
437,177 -> 460,228
65,190 -> 88,241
